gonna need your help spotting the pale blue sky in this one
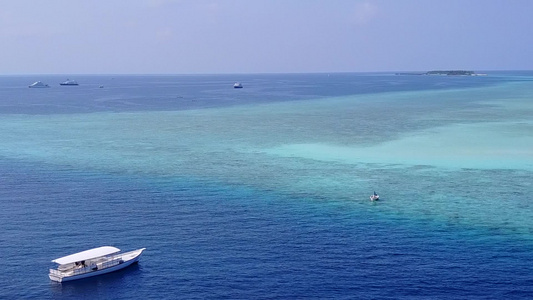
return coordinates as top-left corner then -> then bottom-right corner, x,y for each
1,0 -> 532,74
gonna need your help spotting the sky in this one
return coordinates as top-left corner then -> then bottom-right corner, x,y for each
1,0 -> 532,74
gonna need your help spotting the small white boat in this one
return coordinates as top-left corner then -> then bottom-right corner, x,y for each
28,81 -> 50,88
59,79 -> 79,86
370,191 -> 379,201
49,246 -> 145,282
233,82 -> 243,88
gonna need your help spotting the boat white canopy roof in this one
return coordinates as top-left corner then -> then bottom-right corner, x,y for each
52,246 -> 120,265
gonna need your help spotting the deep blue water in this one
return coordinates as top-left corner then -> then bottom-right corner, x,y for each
1,73 -> 532,299
0,72 -> 504,115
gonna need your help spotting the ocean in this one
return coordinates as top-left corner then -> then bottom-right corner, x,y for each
0,72 -> 532,299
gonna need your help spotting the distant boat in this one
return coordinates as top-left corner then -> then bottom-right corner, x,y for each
233,82 -> 243,88
60,79 -> 79,86
370,191 -> 379,201
28,81 -> 50,88
49,246 -> 145,283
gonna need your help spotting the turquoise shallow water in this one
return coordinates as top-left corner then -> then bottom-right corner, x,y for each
0,73 -> 532,298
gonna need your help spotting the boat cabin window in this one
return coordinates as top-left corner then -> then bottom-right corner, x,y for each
58,263 -> 75,271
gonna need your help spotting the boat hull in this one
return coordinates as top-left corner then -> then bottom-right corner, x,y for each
49,248 -> 145,283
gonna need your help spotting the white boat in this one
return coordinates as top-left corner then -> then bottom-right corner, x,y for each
49,246 -> 145,282
370,191 -> 379,201
59,79 -> 79,86
233,82 -> 243,88
28,81 -> 50,88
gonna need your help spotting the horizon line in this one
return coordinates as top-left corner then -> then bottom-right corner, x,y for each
1,69 -> 532,76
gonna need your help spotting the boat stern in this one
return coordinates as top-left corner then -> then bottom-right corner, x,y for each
49,270 -> 63,283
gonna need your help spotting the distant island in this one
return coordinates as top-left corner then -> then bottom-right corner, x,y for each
396,70 -> 486,76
